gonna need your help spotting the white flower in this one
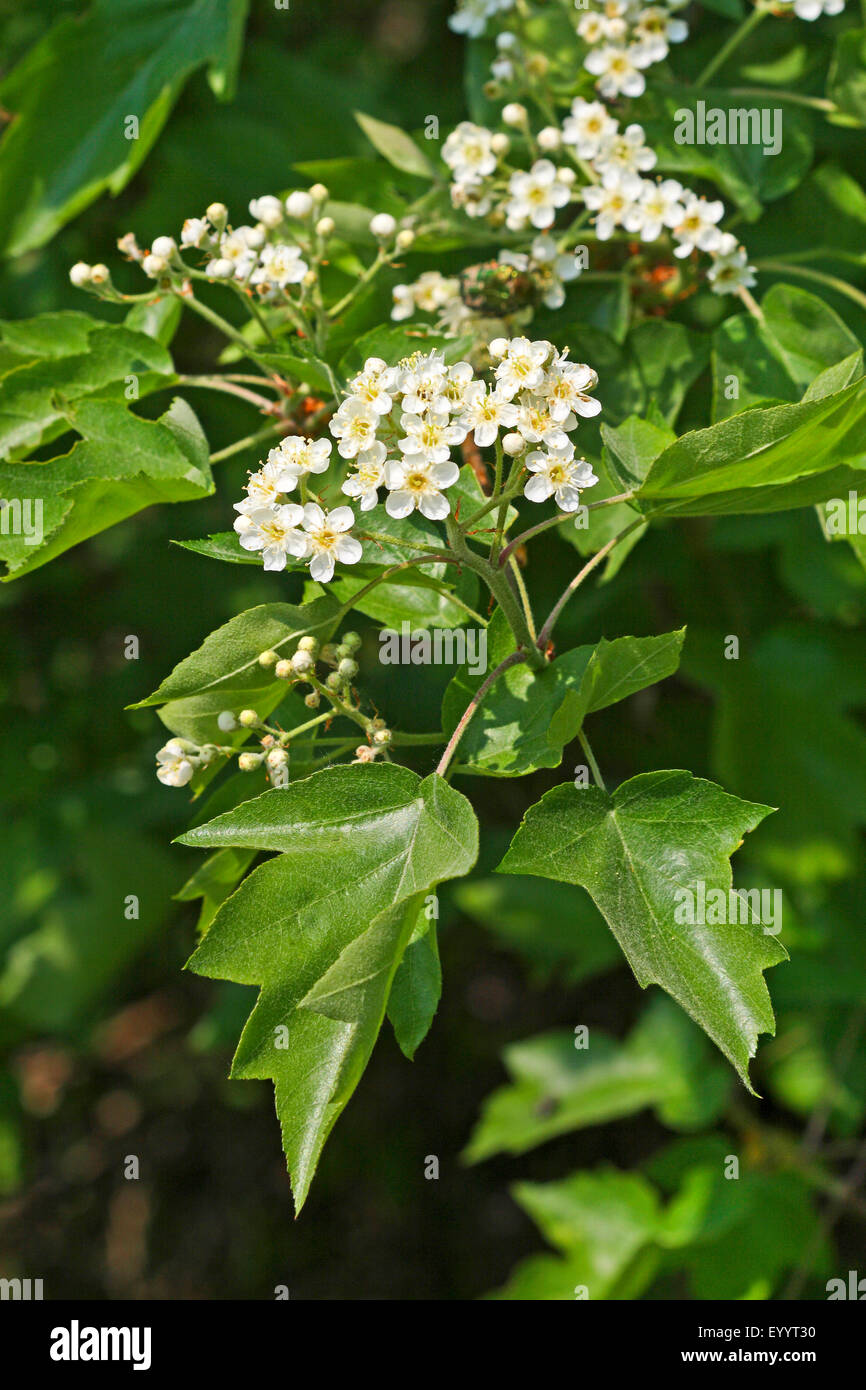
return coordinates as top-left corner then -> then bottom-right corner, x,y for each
297,504 -> 362,583
348,357 -> 399,414
156,739 -> 198,788
442,121 -> 499,184
530,234 -> 582,309
524,448 -> 598,511
515,398 -> 574,449
634,6 -> 689,60
578,12 -> 627,44
181,217 -> 211,248
449,0 -> 515,36
440,361 -> 475,415
790,0 -> 844,18
329,398 -> 380,458
541,356 -> 601,422
583,169 -> 643,240
623,178 -> 686,242
391,284 -> 417,321
234,504 -> 306,572
672,196 -> 725,257
505,159 -> 573,231
584,44 -> 654,99
234,455 -> 304,513
413,272 -> 462,315
398,351 -> 449,415
707,234 -> 757,295
341,443 -> 388,511
218,228 -> 259,279
595,123 -> 657,177
252,242 -> 308,288
399,407 -> 467,464
384,456 -> 460,521
458,382 -> 520,446
493,336 -> 553,397
561,99 -> 618,160
266,435 -> 332,486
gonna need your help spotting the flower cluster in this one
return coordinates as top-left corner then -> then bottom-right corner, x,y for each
441,99 -> 754,297
154,632 -> 394,788
69,188 -> 412,303
773,0 -> 845,17
573,0 -> 689,99
448,0 -> 515,38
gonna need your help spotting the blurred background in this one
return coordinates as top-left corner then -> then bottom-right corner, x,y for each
1,0 -> 865,1299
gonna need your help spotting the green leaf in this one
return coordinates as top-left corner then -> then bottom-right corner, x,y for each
386,910 -> 441,1060
601,415 -> 676,493
442,613 -> 684,777
253,345 -> 333,394
0,396 -> 211,581
174,846 -> 257,937
499,771 -> 786,1087
491,1170 -> 664,1301
354,111 -> 437,180
178,764 -> 478,1209
761,284 -> 861,391
0,314 -> 175,459
130,596 -> 339,743
465,998 -> 730,1163
827,28 -> 866,126
636,371 -> 866,516
628,320 -> 710,426
0,0 -> 249,257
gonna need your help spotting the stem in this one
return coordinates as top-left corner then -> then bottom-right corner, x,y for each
435,651 -> 527,777
391,730 -> 445,746
209,422 -> 286,464
508,555 -> 536,642
537,518 -> 646,651
183,294 -> 274,370
727,86 -> 836,113
578,730 -> 606,791
498,492 -> 637,567
281,709 -> 333,742
328,250 -> 388,321
755,261 -> 866,314
178,375 -> 277,412
694,6 -> 767,88
229,283 -> 278,346
736,285 -> 764,321
447,518 -> 545,668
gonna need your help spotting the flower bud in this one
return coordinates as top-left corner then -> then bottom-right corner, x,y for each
89,264 -> 110,285
304,691 -> 321,709
275,659 -> 294,680
206,202 -> 228,225
217,710 -> 238,732
395,229 -> 415,251
537,126 -> 561,151
526,53 -> 549,79
206,258 -> 235,279
372,727 -> 392,746
502,102 -> 527,128
309,183 -> 329,203
341,631 -> 361,651
369,212 -> 397,240
320,643 -> 338,665
490,132 -> 510,156
496,31 -> 518,50
315,216 -> 335,238
69,262 -> 92,287
238,708 -> 259,727
297,636 -> 319,655
354,745 -> 376,763
258,649 -> 278,668
238,752 -> 263,771
338,658 -> 359,680
326,671 -> 345,692
266,747 -> 289,770
249,195 -> 284,228
557,167 -> 576,186
291,649 -> 314,675
142,254 -> 168,278
502,431 -> 525,457
302,269 -> 318,289
285,190 -> 314,219
197,744 -> 219,766
151,235 -> 177,259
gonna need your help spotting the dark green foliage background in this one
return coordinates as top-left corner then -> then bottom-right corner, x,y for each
1,0 -> 865,1298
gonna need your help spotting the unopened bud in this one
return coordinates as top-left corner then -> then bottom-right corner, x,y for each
69,261 -> 92,287
238,709 -> 259,728
89,264 -> 110,285
238,752 -> 263,771
315,217 -> 335,238
369,212 -> 397,240
502,431 -> 525,456
258,649 -> 278,668
338,658 -> 359,680
285,190 -> 314,219
217,710 -> 238,732
502,102 -> 527,128
275,659 -> 294,679
304,691 -> 321,709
